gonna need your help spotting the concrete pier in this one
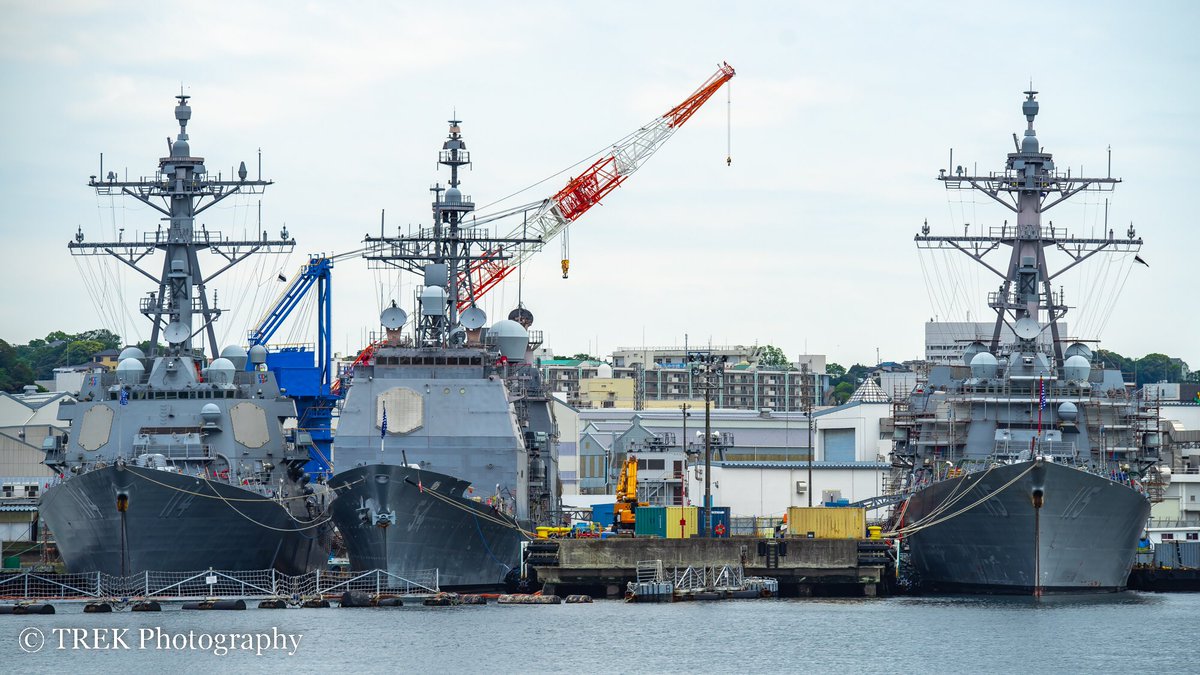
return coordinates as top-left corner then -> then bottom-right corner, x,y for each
535,538 -> 884,598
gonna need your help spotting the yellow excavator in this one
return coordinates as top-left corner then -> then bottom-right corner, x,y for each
613,455 -> 645,533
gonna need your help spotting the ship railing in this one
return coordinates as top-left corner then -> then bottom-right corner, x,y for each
636,560 -> 665,583
306,567 -> 440,596
0,568 -> 441,601
0,570 -> 104,600
672,565 -> 705,591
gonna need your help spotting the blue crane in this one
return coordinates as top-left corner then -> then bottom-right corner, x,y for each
248,253 -> 355,476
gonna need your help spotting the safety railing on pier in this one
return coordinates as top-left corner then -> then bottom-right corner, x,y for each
0,568 -> 439,602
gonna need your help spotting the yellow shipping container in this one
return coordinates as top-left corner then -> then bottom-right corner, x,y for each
786,506 -> 866,539
666,506 -> 699,539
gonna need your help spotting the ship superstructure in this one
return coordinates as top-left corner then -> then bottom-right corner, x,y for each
40,95 -> 333,575
888,90 -> 1167,594
328,120 -> 558,590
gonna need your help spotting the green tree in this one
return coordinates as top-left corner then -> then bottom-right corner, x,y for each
0,339 -> 36,392
826,362 -> 847,380
832,381 -> 856,404
758,345 -> 790,368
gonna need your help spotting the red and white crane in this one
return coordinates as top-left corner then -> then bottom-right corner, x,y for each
456,62 -> 736,310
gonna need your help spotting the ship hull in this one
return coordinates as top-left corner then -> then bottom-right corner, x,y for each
39,465 -> 331,576
329,464 -> 525,592
903,460 -> 1149,594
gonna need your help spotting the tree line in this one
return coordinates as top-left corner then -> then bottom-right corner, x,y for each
0,329 -> 121,393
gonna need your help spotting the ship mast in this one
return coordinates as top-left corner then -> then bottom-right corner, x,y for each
916,89 -> 1140,368
72,95 -> 292,361
363,120 -> 539,347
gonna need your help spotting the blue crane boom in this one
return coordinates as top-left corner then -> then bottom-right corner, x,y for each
247,252 -> 359,476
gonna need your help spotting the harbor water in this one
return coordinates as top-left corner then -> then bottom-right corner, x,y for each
10,592 -> 1199,673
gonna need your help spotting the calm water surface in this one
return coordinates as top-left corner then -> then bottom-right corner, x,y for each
9,592 -> 1198,674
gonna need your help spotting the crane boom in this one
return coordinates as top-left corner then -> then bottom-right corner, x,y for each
457,62 -> 735,309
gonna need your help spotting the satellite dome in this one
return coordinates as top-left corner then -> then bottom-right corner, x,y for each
171,138 -> 190,157
597,364 -> 614,378
490,319 -> 528,361
444,187 -> 462,204
207,357 -> 237,385
116,357 -> 144,384
248,344 -> 268,366
970,351 -> 998,379
1064,343 -> 1093,362
1058,401 -> 1078,422
963,342 -> 986,366
420,285 -> 448,316
201,403 -> 221,424
118,346 -> 146,362
1063,355 -> 1091,382
1021,132 -> 1039,153
220,344 -> 248,370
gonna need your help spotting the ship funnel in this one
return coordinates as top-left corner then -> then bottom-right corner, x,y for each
490,320 -> 528,361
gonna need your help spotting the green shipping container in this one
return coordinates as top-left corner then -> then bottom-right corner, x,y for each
634,506 -> 667,537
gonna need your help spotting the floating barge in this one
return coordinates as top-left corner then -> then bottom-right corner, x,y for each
532,538 -> 887,598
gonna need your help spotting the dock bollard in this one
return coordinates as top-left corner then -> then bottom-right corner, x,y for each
181,599 -> 246,611
0,604 -> 55,615
423,592 -> 462,607
339,591 -> 373,608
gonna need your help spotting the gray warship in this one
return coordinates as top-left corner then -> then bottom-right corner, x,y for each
888,89 -> 1166,594
328,119 -> 558,591
40,95 -> 333,576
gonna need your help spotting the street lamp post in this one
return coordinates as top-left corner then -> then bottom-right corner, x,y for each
688,351 -> 725,537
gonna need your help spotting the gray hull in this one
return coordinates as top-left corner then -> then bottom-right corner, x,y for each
904,460 -> 1150,593
329,464 -> 525,591
40,466 -> 332,576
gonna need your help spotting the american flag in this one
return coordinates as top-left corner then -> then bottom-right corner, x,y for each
1039,378 -> 1046,410
381,406 -> 388,439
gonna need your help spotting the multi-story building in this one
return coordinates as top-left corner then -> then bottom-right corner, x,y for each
543,346 -> 829,412
925,321 -> 1067,365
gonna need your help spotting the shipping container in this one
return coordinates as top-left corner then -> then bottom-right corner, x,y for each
634,506 -> 700,538
786,506 -> 866,539
666,506 -> 699,539
591,503 -> 616,528
695,506 -> 730,537
1155,540 -> 1200,569
1185,541 -> 1200,569
634,506 -> 667,537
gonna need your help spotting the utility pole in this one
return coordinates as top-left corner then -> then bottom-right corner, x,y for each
680,402 -> 691,505
802,361 -> 814,507
689,351 -> 725,537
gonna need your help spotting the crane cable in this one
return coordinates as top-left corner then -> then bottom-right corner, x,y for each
726,79 -> 732,166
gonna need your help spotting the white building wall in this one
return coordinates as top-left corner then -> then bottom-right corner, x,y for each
814,402 -> 891,462
688,465 -> 886,517
552,396 -> 582,495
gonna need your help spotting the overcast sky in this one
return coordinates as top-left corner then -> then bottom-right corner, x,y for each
1,1 -> 1196,369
